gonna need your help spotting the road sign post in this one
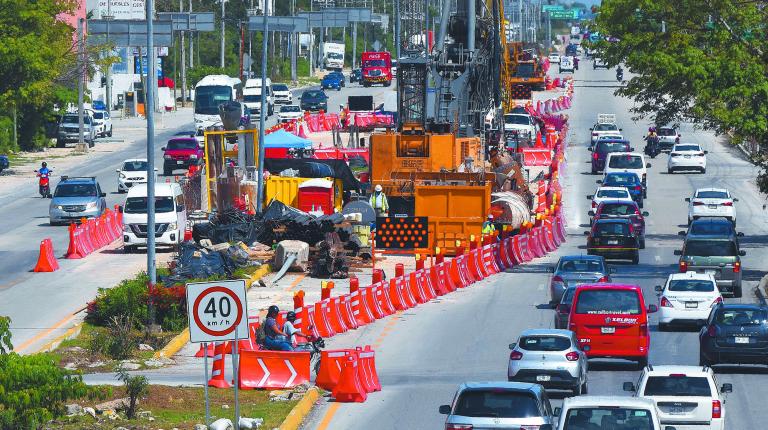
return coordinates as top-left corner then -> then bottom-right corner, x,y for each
187,280 -> 249,428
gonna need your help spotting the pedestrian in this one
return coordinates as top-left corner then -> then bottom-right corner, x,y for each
369,184 -> 389,217
482,214 -> 497,235
263,305 -> 293,351
458,156 -> 479,173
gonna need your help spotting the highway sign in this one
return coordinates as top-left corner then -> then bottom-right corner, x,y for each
187,280 -> 250,343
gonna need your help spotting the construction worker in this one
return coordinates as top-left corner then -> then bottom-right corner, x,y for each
370,184 -> 389,217
482,214 -> 497,235
457,156 -> 479,173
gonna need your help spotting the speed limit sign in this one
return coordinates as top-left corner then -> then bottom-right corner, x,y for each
186,280 -> 250,343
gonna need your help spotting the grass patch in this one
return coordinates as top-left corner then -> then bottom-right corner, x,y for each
49,385 -> 298,429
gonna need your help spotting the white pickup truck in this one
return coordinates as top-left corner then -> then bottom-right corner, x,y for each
589,113 -> 621,145
503,113 -> 538,142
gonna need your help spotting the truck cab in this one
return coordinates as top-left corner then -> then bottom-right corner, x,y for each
244,78 -> 274,116
361,51 -> 392,87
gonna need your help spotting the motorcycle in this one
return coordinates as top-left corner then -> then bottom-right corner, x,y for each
644,136 -> 660,159
616,69 -> 624,82
295,335 -> 325,374
35,169 -> 53,198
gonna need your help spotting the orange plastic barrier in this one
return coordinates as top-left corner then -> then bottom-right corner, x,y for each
409,271 -> 430,303
362,285 -> 385,319
326,297 -> 348,334
336,295 -> 358,330
387,277 -> 408,310
313,300 -> 336,338
355,346 -> 381,393
429,265 -> 451,295
239,350 -> 311,389
333,355 -> 367,402
398,275 -> 418,308
375,283 -> 396,315
208,342 -> 232,388
33,238 -> 59,272
350,290 -> 375,326
315,349 -> 353,391
295,305 -> 321,338
449,257 -> 470,288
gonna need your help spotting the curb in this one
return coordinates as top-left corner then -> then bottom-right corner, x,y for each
153,264 -> 272,359
278,387 -> 321,430
34,319 -> 84,354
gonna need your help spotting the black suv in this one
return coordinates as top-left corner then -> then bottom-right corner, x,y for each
674,230 -> 745,297
585,218 -> 640,264
679,217 -> 744,243
300,89 -> 328,112
700,303 -> 768,366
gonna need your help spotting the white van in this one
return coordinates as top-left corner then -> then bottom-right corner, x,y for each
122,183 -> 186,251
555,396 -> 670,430
604,152 -> 651,189
559,56 -> 575,73
243,78 -> 274,116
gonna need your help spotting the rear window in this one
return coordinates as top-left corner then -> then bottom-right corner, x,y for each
594,222 -> 630,236
575,289 -> 641,315
597,189 -> 629,199
605,174 -> 639,185
519,336 -> 571,351
658,127 -> 676,136
303,91 -> 325,99
668,279 -> 715,292
675,145 -> 699,152
689,222 -> 733,236
684,240 -> 737,257
167,139 -> 197,150
695,190 -> 728,199
715,308 -> 768,326
558,259 -> 604,272
453,390 -> 540,418
608,154 -> 643,169
597,141 -> 628,153
594,123 -> 618,131
564,408 -> 652,430
273,84 -> 289,91
643,376 -> 712,397
504,115 -> 531,125
600,203 -> 636,216
281,105 -> 301,113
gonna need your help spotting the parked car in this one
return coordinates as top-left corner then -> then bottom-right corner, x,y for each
587,186 -> 633,210
49,176 -> 107,225
586,218 -> 640,263
656,272 -> 721,331
161,137 -> 203,176
92,110 -> 113,137
699,303 -> 768,367
350,68 -> 362,83
116,158 -> 154,193
300,89 -> 329,112
548,255 -> 612,305
668,143 -> 707,174
554,397 -> 666,430
589,138 -> 631,174
598,172 -> 645,207
56,113 -> 96,148
278,105 -> 304,123
439,382 -> 556,430
623,365 -> 730,430
321,73 -> 343,91
122,182 -> 186,252
686,188 -> 736,225
675,231 -> 745,298
271,83 -> 292,104
589,200 -> 649,248
0,155 -> 8,174
507,329 -> 589,395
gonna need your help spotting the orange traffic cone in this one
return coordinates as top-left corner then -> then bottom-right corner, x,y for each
33,238 -> 59,272
207,342 -> 232,388
332,355 -> 367,402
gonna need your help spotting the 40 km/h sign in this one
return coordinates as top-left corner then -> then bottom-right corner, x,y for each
186,280 -> 250,343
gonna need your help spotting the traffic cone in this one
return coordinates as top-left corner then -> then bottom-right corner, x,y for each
207,343 -> 232,388
33,238 -> 59,272
195,343 -> 215,358
332,355 -> 367,402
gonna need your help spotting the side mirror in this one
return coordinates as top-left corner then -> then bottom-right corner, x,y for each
438,405 -> 451,415
115,169 -> 120,172
678,231 -> 686,236
733,198 -> 739,202
737,232 -> 744,237
623,382 -> 636,392
554,407 -> 562,416
721,383 -> 733,393
508,343 -> 517,350
619,128 -> 623,131
739,250 -> 746,256
704,150 -> 709,154
583,231 -> 591,236
589,127 -> 594,131
674,250 -> 682,256
642,211 -> 649,217
588,210 -> 595,216
684,197 -> 691,202
100,192 -> 107,197
588,147 -> 593,151
161,147 -> 166,151
596,180 -> 602,184
655,285 -> 663,292
586,195 -> 594,200
646,163 -> 652,168
648,304 -> 658,313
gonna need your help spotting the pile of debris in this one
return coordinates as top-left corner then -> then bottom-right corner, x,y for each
160,241 -> 265,286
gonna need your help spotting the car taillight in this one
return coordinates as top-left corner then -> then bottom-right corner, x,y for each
640,323 -> 649,336
552,275 -> 564,284
591,201 -> 596,208
660,297 -> 672,307
712,400 -> 722,419
597,276 -> 609,282
592,132 -> 598,136
565,351 -> 580,361
711,296 -> 723,308
592,152 -> 599,160
509,350 -> 523,360
671,152 -> 679,157
569,322 -> 576,331
692,201 -> 705,206
721,201 -> 733,206
447,425 -> 473,430
642,173 -> 646,182
634,185 -> 642,191
733,262 -> 740,273
707,325 -> 718,337
698,152 -> 705,157
679,261 -> 688,272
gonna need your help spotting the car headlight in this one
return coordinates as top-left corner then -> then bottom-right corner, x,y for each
123,224 -> 131,232
119,173 -> 126,179
56,205 -> 64,210
86,202 -> 97,209
195,119 -> 202,124
168,222 -> 177,231
189,154 -> 198,159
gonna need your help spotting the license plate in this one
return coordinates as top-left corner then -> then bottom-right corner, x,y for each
705,270 -> 717,275
669,407 -> 685,415
607,239 -> 619,245
685,302 -> 698,308
684,155 -> 691,158
601,326 -> 616,334
536,375 -> 551,382
708,204 -> 718,209
735,337 -> 750,344
177,160 -> 184,164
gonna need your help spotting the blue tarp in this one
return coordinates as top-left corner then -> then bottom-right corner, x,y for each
262,129 -> 312,148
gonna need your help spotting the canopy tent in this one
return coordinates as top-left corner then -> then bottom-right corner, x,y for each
262,129 -> 312,149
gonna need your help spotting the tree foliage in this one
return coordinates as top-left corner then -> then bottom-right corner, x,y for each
594,0 -> 768,191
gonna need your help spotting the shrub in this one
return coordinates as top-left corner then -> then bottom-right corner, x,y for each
116,369 -> 148,419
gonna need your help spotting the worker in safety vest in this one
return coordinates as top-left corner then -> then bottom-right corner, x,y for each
370,184 -> 389,217
482,214 -> 497,235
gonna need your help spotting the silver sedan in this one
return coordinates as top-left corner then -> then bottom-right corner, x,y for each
549,255 -> 612,305
508,329 -> 588,396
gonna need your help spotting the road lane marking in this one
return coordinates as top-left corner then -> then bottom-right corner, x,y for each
13,310 -> 80,353
316,402 -> 341,430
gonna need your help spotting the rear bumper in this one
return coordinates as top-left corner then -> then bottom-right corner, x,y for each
588,247 -> 638,260
508,369 -> 580,389
659,307 -> 711,324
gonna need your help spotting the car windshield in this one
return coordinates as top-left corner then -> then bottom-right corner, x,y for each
93,112 -> 104,120
194,85 -> 232,115
605,174 -> 639,186
562,287 -> 576,304
124,196 -> 175,214
328,53 -> 343,60
599,135 -> 622,140
643,376 -> 712,397
597,189 -> 629,199
243,94 -> 262,102
668,279 -> 715,292
600,203 -> 636,216
696,190 -> 729,199
597,141 -> 628,153
62,115 -> 88,124
658,127 -> 676,136
273,84 -> 289,91
122,161 -> 148,172
675,145 -> 700,152
166,139 -> 197,150
558,259 -> 604,272
519,336 -> 571,351
608,155 -> 643,169
684,240 -> 737,257
715,308 -> 768,326
281,105 -> 301,113
54,183 -> 97,197
363,59 -> 387,67
303,91 -> 325,99
504,115 -> 530,125
594,123 -> 618,131
564,408 -> 652,430
453,390 -> 540,418
689,222 -> 733,236
595,222 -> 630,236
575,289 -> 641,315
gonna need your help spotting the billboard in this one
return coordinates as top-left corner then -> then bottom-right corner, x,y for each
95,0 -> 146,20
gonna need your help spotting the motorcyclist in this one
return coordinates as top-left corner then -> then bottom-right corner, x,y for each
35,162 -> 52,198
284,311 -> 311,346
616,65 -> 624,81
37,162 -> 51,176
263,305 -> 293,351
644,126 -> 659,157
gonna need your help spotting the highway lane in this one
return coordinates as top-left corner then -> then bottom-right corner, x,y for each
300,63 -> 768,429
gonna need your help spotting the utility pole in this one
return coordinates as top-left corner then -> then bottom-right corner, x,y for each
180,0 -> 187,106
546,11 -> 551,49
394,0 -> 400,59
239,22 -> 244,81
77,18 -> 86,151
220,0 -> 226,68
256,0 -> 268,211
189,0 -> 194,68
146,0 -> 158,327
105,1 -> 113,112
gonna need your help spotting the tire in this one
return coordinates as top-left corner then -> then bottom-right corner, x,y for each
638,199 -> 644,208
631,252 -> 640,265
701,167 -> 706,174
124,245 -> 136,254
591,168 -> 597,175
56,139 -> 65,148
107,127 -> 112,137
733,284 -> 743,298
668,168 -> 673,174
658,322 -> 668,332
640,238 -> 646,249
559,69 -> 563,73
363,82 -> 370,87
88,139 -> 94,148
581,379 -> 588,395
637,356 -> 648,369
572,383 -> 582,396
337,87 -> 341,91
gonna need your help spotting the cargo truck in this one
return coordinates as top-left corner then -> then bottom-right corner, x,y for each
321,42 -> 345,70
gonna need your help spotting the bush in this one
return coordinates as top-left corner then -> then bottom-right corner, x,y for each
116,369 -> 148,419
85,274 -> 150,328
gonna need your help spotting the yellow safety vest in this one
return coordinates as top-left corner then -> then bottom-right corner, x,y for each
482,222 -> 496,235
370,192 -> 389,211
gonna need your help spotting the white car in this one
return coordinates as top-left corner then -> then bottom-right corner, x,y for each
92,110 -> 112,137
655,272 -> 721,330
116,158 -> 154,193
657,126 -> 680,151
587,186 -> 633,210
559,56 -> 575,73
548,53 -> 561,64
555,396 -> 664,430
503,113 -> 537,141
271,83 -> 292,104
624,365 -> 731,430
278,104 -> 304,123
605,152 -> 651,188
590,116 -> 621,144
668,143 -> 707,174
686,188 -> 737,225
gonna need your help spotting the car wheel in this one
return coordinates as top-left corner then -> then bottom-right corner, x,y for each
581,379 -> 588,395
640,238 -> 646,249
56,139 -> 65,148
658,322 -> 668,332
572,382 -> 582,396
124,245 -> 136,254
668,167 -> 673,174
699,351 -> 711,367
638,199 -> 644,208
637,356 -> 648,369
701,167 -> 706,174
631,252 -> 640,265
733,285 -> 742,298
88,139 -> 95,148
107,128 -> 112,137
591,168 -> 597,175
337,87 -> 341,91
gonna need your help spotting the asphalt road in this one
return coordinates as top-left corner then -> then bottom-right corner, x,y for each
298,63 -> 768,429
0,79 -> 389,350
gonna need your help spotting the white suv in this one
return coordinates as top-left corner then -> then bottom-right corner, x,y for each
587,186 -> 633,210
604,152 -> 651,189
686,188 -> 737,225
555,396 -> 666,430
655,272 -> 721,331
624,365 -> 732,430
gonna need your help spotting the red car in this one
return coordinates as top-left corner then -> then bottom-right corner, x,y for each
589,200 -> 649,248
161,137 -> 203,176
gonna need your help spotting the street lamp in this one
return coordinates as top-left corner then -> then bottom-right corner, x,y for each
219,0 -> 227,68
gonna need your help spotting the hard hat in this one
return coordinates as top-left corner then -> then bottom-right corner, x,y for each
487,214 -> 494,220
375,184 -> 383,192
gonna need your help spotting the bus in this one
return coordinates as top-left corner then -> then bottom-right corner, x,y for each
193,75 -> 242,130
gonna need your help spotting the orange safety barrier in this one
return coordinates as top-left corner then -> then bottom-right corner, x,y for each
361,345 -> 381,391
449,257 -> 470,288
355,346 -> 381,393
397,275 -> 418,308
349,289 -> 375,326
315,349 -> 353,391
387,277 -> 408,310
411,270 -> 433,303
333,355 -> 367,402
519,233 -> 533,262
506,236 -> 520,266
65,223 -> 87,259
543,221 -> 558,252
326,297 -> 348,334
438,262 -> 458,292
336,295 -> 358,330
208,342 -> 232,388
239,350 -> 311,389
528,229 -> 544,259
429,265 -> 451,295
295,305 -> 321,338
362,285 -> 385,319
482,245 -> 501,275
33,238 -> 59,272
455,254 -> 476,285
467,248 -> 484,280
374,283 -> 396,315
313,300 -> 336,338
499,238 -> 515,269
